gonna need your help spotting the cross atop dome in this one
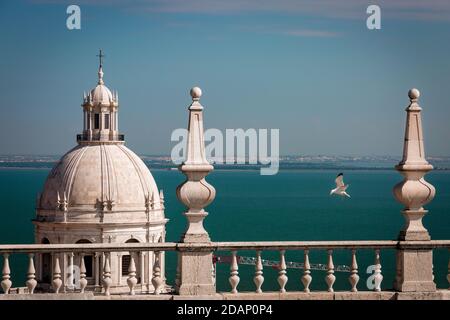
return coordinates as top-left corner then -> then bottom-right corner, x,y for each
97,49 -> 105,67
96,49 -> 106,85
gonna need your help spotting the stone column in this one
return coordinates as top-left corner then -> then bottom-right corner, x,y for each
109,111 -> 114,140
112,110 -> 115,130
393,88 -> 436,292
116,111 -> 119,136
88,108 -> 93,140
175,87 -> 216,295
83,110 -> 87,132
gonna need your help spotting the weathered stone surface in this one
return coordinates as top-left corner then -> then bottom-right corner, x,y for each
222,292 -> 335,300
0,293 -> 95,300
394,249 -> 436,292
395,291 -> 445,300
334,291 -> 395,300
177,251 -> 215,295
0,290 -> 448,300
173,294 -> 223,300
97,294 -> 172,300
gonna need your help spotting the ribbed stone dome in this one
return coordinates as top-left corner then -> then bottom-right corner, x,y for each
90,83 -> 113,105
37,144 -> 164,223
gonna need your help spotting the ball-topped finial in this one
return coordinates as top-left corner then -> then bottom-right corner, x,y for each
190,87 -> 202,100
408,88 -> 420,100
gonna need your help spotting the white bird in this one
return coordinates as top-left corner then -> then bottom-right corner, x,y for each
330,173 -> 350,198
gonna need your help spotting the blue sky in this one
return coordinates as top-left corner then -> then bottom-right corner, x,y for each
0,0 -> 449,156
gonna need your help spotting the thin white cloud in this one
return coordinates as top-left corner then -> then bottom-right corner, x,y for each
30,0 -> 450,22
237,24 -> 340,38
283,29 -> 340,38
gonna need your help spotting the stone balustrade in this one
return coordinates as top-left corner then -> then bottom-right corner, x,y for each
1,88 -> 449,300
214,241 -> 450,294
0,240 -> 449,299
0,243 -> 176,296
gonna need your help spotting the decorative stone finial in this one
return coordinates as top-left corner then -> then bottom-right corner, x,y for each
62,191 -> 68,212
98,66 -> 104,85
408,88 -> 420,100
56,191 -> 61,209
393,88 -> 435,241
176,87 -> 215,243
159,190 -> 165,210
190,86 -> 202,101
175,87 -> 217,296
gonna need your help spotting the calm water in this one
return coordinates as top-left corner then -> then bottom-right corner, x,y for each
0,168 -> 448,292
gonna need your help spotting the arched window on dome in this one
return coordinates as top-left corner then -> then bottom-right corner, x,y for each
41,238 -> 51,283
122,239 -> 140,280
75,239 -> 93,278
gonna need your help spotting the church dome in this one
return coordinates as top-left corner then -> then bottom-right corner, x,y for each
91,83 -> 113,105
87,63 -> 115,105
37,144 -> 164,223
36,52 -> 165,225
34,52 -> 168,290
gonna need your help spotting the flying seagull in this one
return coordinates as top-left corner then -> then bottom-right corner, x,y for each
330,173 -> 350,198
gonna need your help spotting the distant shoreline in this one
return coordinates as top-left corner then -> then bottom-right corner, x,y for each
1,155 -> 450,172
1,165 -> 449,172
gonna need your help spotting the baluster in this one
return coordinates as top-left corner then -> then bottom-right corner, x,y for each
349,249 -> 359,292
152,251 -> 163,295
67,252 -> 74,290
1,253 -> 12,294
325,249 -> 336,292
26,253 -> 37,294
127,252 -> 137,295
102,252 -> 112,296
52,254 -> 62,294
229,251 -> 240,294
79,253 -> 87,293
301,250 -> 312,292
374,249 -> 383,292
253,250 -> 264,293
277,250 -> 288,293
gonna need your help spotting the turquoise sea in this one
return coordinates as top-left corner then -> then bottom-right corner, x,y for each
0,168 -> 448,292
